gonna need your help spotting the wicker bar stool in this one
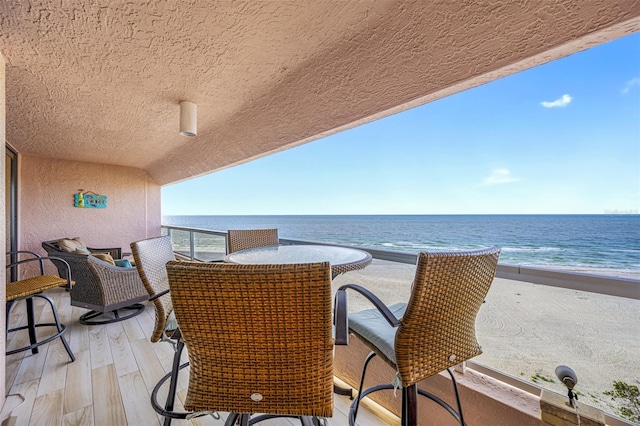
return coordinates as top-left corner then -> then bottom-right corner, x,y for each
226,228 -> 279,254
334,246 -> 501,426
6,251 -> 75,362
130,235 -> 186,426
166,261 -> 334,426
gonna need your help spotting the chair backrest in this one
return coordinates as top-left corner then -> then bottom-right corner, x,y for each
226,228 -> 279,254
395,246 -> 501,387
130,235 -> 176,343
42,238 -> 122,260
166,261 -> 334,417
42,239 -> 64,254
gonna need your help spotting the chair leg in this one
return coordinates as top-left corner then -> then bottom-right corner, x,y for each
150,336 -> 191,424
447,368 -> 465,426
5,295 -> 74,362
162,339 -> 186,425
5,300 -> 14,341
401,385 -> 407,425
350,370 -> 467,425
45,295 -> 75,362
350,351 -> 377,424
299,416 -> 314,426
403,384 -> 418,426
350,383 -> 395,426
26,297 -> 38,354
224,413 -> 239,426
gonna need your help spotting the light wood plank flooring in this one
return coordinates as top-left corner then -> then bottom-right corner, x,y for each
2,288 -> 390,426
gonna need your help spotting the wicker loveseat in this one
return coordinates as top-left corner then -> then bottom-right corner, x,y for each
42,238 -> 148,324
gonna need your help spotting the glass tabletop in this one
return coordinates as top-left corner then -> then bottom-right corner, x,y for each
224,244 -> 372,276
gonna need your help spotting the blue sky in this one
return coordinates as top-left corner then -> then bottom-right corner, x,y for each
163,32 -> 640,216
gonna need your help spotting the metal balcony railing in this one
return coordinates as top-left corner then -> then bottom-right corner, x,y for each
162,224 -> 639,300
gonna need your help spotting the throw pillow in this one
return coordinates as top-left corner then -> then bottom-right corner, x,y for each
114,259 -> 132,268
92,253 -> 116,265
57,237 -> 86,252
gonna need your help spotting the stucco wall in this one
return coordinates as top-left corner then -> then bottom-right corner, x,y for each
18,155 -> 161,276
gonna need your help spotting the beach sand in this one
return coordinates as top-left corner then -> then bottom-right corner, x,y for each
331,259 -> 640,417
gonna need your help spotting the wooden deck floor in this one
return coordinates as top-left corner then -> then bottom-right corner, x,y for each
2,288 -> 390,426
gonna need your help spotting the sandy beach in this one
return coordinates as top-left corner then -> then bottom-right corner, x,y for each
331,259 -> 640,418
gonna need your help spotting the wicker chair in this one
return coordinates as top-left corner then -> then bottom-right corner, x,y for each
6,251 -> 75,361
226,228 -> 279,254
42,241 -> 148,325
334,246 -> 501,426
130,235 -> 185,425
166,261 -> 334,425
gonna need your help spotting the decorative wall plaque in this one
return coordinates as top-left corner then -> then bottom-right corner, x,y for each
74,190 -> 107,208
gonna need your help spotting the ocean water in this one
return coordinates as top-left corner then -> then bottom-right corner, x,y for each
162,214 -> 640,271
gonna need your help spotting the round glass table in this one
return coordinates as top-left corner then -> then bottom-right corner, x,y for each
224,244 -> 372,278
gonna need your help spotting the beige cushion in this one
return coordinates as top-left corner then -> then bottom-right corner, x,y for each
92,253 -> 115,265
57,237 -> 86,252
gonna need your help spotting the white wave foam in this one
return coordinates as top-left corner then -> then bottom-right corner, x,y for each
502,246 -> 563,252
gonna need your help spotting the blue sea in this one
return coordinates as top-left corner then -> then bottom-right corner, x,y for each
162,214 -> 640,271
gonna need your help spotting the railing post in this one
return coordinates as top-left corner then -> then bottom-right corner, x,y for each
189,230 -> 195,260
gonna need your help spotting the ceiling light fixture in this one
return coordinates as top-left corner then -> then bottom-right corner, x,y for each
179,101 -> 197,137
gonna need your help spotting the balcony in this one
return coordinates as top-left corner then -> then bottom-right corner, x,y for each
1,225 -> 636,425
2,4 -> 639,424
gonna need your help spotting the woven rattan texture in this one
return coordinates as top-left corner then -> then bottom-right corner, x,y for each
131,236 -> 176,342
42,246 -> 146,311
226,229 -> 279,254
166,261 -> 334,417
331,252 -> 372,277
394,247 -> 500,387
40,249 -> 104,305
7,275 -> 68,301
86,257 -> 147,307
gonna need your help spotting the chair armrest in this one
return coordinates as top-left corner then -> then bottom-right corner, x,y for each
7,250 -> 45,274
87,258 -> 148,301
6,254 -> 73,290
8,250 -> 42,257
334,283 -> 402,346
334,288 -> 349,345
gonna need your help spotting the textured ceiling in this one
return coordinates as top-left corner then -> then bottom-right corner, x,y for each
1,1 -> 639,185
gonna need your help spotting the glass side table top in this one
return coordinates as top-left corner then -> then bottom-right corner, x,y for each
224,244 -> 372,277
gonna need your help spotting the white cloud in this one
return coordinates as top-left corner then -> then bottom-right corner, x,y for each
621,77 -> 640,94
482,168 -> 518,185
541,94 -> 572,108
